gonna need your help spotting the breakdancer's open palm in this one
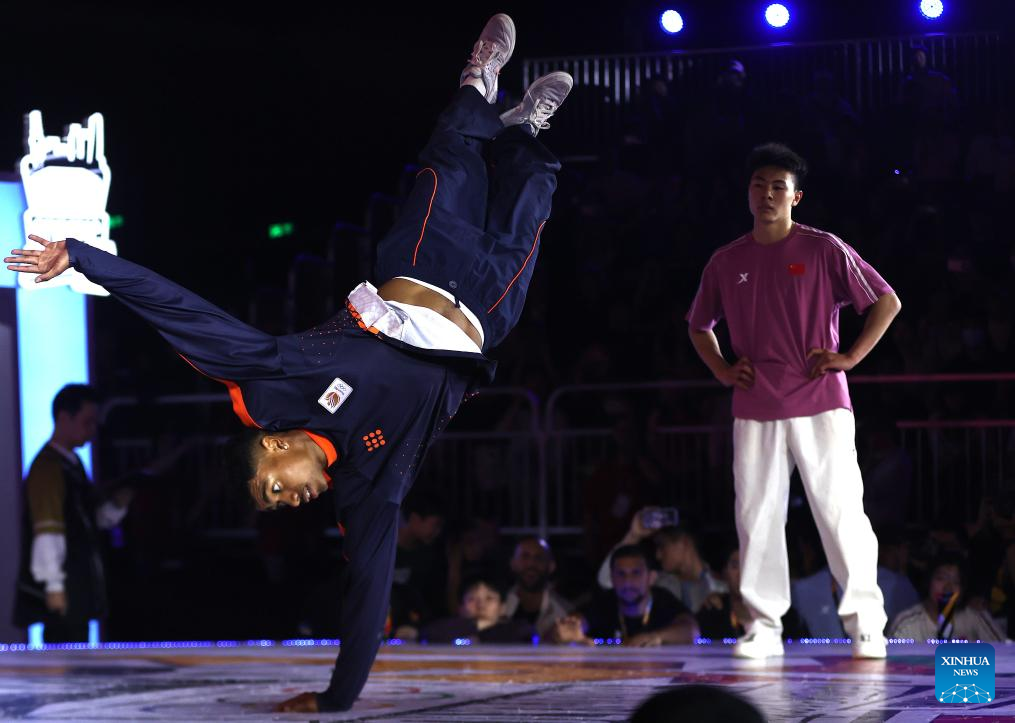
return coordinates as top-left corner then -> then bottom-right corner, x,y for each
5,234 -> 71,282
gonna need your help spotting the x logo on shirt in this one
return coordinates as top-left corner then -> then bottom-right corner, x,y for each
737,273 -> 750,284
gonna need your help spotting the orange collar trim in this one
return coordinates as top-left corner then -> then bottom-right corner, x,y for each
177,353 -> 260,429
302,430 -> 338,468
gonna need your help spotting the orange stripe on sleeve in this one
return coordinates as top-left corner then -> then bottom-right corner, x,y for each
411,168 -> 438,266
177,353 -> 261,429
487,220 -> 546,314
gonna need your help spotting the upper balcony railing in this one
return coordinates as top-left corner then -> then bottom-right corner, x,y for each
522,32 -> 1005,154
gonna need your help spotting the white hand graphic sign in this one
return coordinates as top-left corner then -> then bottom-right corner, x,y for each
19,110 -> 117,295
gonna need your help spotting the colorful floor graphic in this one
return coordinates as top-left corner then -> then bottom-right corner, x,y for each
0,642 -> 1012,721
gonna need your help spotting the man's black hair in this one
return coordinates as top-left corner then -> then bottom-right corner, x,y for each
610,543 -> 650,571
653,524 -> 699,551
631,684 -> 765,723
746,142 -> 808,190
460,575 -> 507,601
514,534 -> 554,560
230,427 -> 266,484
51,384 -> 100,421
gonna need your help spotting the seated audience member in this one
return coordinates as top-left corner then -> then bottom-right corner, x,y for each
790,526 -> 919,638
889,555 -> 1006,642
502,536 -> 572,638
389,491 -> 448,639
697,540 -> 808,640
419,577 -> 535,644
445,516 -> 509,616
596,508 -> 725,613
552,545 -> 698,646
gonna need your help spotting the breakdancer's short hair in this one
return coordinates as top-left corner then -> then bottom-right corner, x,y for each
746,142 -> 808,189
231,427 -> 266,487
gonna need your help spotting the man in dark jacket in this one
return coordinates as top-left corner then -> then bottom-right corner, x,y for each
14,384 -> 131,642
7,14 -> 571,713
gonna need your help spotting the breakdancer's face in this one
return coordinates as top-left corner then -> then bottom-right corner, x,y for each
248,434 -> 330,511
610,555 -> 654,606
748,166 -> 802,226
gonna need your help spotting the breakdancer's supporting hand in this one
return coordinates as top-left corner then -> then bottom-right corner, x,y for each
5,235 -> 71,282
275,691 -> 319,713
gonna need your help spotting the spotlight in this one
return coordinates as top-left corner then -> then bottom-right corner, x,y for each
765,3 -> 790,28
660,9 -> 684,34
919,0 -> 943,19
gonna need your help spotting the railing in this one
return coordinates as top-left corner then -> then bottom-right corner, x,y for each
100,374 -> 1015,538
522,32 -> 1005,154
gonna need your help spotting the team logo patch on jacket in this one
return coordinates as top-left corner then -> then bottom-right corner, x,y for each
318,377 -> 354,414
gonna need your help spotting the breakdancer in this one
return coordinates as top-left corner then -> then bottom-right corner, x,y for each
686,143 -> 901,660
7,13 -> 572,712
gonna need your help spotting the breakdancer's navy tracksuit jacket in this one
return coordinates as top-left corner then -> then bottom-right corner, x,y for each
64,87 -> 560,712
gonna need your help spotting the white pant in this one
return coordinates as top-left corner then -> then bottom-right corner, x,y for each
733,408 -> 887,638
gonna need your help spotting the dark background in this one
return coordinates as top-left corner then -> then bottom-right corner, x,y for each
2,0 -> 1009,297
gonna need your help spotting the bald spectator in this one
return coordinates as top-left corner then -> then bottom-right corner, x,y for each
502,536 -> 572,637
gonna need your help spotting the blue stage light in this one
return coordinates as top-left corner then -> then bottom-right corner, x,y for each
765,3 -> 790,28
919,0 -> 943,18
660,9 -> 684,34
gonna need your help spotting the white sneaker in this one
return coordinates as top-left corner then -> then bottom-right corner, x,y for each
460,13 -> 516,103
852,633 -> 887,659
499,71 -> 573,136
733,629 -> 784,659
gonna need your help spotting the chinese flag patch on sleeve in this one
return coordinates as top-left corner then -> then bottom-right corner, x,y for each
788,263 -> 806,276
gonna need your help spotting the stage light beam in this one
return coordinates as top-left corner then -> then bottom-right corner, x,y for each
919,0 -> 944,19
660,9 -> 684,34
765,3 -> 790,28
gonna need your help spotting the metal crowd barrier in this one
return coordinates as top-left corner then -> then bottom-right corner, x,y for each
100,374 -> 1015,538
522,31 -> 1004,153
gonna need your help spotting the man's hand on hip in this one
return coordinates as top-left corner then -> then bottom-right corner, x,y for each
807,348 -> 856,378
717,357 -> 755,390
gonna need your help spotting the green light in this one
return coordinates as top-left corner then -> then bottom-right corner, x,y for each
109,214 -> 124,229
268,222 -> 295,239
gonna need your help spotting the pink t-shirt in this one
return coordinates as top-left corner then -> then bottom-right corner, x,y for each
686,223 -> 893,421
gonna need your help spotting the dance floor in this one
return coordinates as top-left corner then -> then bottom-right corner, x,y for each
0,641 -> 1012,721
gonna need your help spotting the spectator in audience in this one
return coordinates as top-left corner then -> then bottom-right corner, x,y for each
900,45 -> 958,128
551,545 -> 698,646
596,509 -> 725,613
446,517 -> 509,616
14,384 -> 133,643
888,554 -> 1005,642
502,536 -> 572,638
419,577 -> 535,644
389,491 -> 447,638
790,523 -> 918,637
698,539 -> 808,640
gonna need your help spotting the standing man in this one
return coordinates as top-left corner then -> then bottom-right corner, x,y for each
13,384 -> 130,643
686,143 -> 901,659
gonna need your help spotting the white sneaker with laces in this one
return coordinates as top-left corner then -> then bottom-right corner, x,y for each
460,13 -> 516,103
733,629 -> 785,659
852,633 -> 887,659
499,71 -> 574,136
